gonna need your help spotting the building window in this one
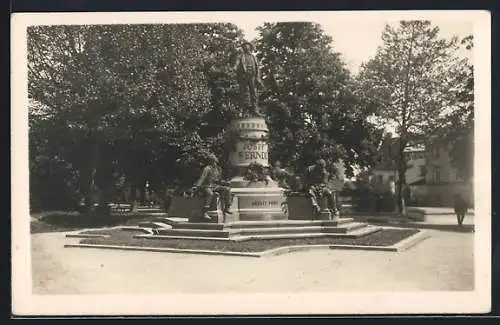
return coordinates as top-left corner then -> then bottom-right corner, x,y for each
419,166 -> 427,177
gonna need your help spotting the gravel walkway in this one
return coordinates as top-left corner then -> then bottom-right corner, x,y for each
31,229 -> 474,294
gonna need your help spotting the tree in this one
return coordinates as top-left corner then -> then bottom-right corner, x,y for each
28,24 -> 213,211
434,35 -> 474,181
357,20 -> 463,213
255,22 -> 382,176
191,23 -> 246,173
28,23 -> 246,210
29,101 -> 81,211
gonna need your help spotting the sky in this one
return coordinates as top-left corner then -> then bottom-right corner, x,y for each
234,16 -> 474,175
233,16 -> 473,140
238,19 -> 473,75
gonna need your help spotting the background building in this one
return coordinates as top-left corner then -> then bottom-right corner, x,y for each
369,133 -> 473,207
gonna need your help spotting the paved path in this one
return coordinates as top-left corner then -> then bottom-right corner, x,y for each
408,206 -> 475,215
418,214 -> 474,226
31,229 -> 474,294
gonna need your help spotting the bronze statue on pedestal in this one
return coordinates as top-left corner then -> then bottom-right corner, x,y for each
192,154 -> 233,221
304,159 -> 339,218
232,42 -> 265,117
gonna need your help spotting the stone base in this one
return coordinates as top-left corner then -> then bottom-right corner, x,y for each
224,195 -> 241,223
151,218 -> 381,241
286,196 -> 340,221
286,196 -> 316,220
167,196 -> 225,223
230,186 -> 286,221
318,210 -> 332,221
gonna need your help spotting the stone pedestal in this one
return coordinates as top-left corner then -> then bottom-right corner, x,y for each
286,196 -> 339,221
227,117 -> 286,221
286,196 -> 315,220
231,184 -> 286,221
318,196 -> 339,221
168,196 -> 225,223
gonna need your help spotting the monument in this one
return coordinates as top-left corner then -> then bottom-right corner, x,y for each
226,41 -> 286,221
168,41 -> 339,223
140,41 -> 383,244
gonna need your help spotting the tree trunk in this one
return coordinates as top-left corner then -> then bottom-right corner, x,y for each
397,25 -> 415,215
140,183 -> 146,205
396,147 -> 406,215
397,127 -> 408,214
130,182 -> 136,201
83,141 -> 100,213
128,183 -> 136,211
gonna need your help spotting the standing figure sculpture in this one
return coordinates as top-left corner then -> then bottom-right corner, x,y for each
232,41 -> 265,116
304,159 -> 339,218
192,154 -> 233,221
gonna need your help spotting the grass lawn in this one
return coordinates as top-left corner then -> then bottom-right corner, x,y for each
31,212 -> 161,234
77,228 -> 420,253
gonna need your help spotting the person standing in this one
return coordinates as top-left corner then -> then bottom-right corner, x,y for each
453,194 -> 468,226
193,154 -> 233,221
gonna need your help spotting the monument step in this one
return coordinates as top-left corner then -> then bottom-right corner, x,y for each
153,216 -> 188,225
236,225 -> 327,236
232,226 -> 382,241
225,218 -> 354,229
155,228 -> 232,238
233,232 -> 326,241
171,218 -> 355,231
137,221 -> 172,229
322,222 -> 368,234
134,234 -> 232,241
340,225 -> 383,237
118,226 -> 155,233
137,226 -> 382,242
172,222 -> 226,230
232,223 -> 363,236
156,227 -> 331,239
156,222 -> 374,239
225,222 -> 367,237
